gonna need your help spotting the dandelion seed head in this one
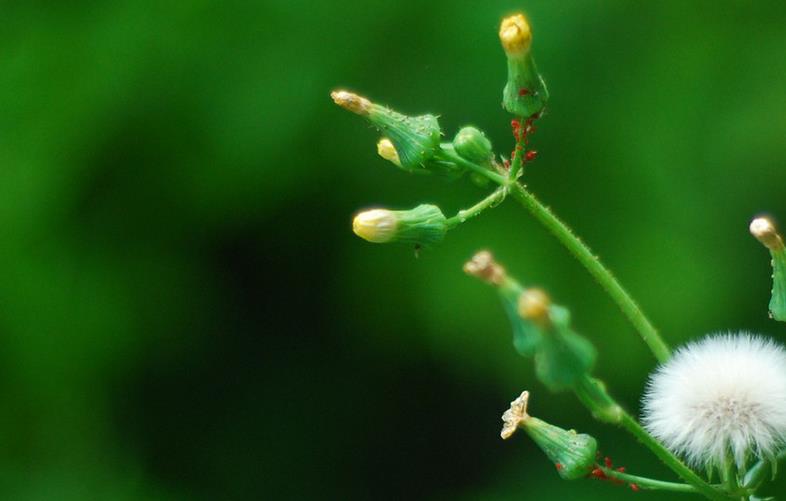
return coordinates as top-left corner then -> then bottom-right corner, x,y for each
642,333 -> 786,469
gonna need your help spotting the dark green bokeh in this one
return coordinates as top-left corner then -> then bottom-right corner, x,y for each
2,1 -> 786,499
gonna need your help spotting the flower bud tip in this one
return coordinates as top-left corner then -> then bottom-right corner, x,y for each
499,14 -> 532,55
518,288 -> 551,323
376,138 -> 401,167
501,390 -> 530,439
464,250 -> 507,285
750,217 -> 784,251
331,90 -> 371,115
353,209 -> 397,243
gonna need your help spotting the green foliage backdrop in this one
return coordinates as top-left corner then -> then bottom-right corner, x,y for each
2,1 -> 786,499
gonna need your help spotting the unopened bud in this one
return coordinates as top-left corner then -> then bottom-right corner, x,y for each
501,391 -> 598,480
353,209 -> 398,243
750,217 -> 784,251
332,90 -> 444,171
330,90 -> 371,115
352,204 -> 448,247
499,14 -> 548,118
367,105 -> 442,171
750,216 -> 786,322
453,126 -> 493,165
376,138 -> 401,167
518,288 -> 551,323
499,14 -> 532,56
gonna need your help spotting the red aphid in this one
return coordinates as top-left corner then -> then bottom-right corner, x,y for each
555,463 -> 563,471
590,468 -> 607,480
519,88 -> 530,96
630,483 -> 640,492
604,457 -> 613,468
525,150 -> 538,162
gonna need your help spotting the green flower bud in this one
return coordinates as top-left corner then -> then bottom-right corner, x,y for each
501,281 -> 544,357
529,303 -> 596,392
331,90 -> 443,172
750,217 -> 786,321
465,254 -> 596,389
353,204 -> 447,247
499,14 -> 549,118
501,391 -> 598,480
453,126 -> 493,165
463,251 -> 543,356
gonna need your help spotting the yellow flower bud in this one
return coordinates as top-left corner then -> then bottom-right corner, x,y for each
499,14 -> 532,56
353,209 -> 398,243
352,205 -> 448,247
376,138 -> 401,167
518,288 -> 551,324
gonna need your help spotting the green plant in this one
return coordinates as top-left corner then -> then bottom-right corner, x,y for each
332,12 -> 786,499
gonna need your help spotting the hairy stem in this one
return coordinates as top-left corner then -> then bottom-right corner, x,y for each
505,182 -> 671,362
445,187 -> 507,229
437,146 -> 671,361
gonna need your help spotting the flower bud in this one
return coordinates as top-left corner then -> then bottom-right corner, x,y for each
534,305 -> 597,392
499,14 -> 531,55
750,216 -> 786,321
499,14 -> 548,118
352,204 -> 447,247
376,138 -> 401,167
501,391 -> 598,480
453,126 -> 493,165
464,251 -> 543,356
367,105 -> 441,171
501,281 -> 544,357
518,288 -> 551,323
331,90 -> 445,172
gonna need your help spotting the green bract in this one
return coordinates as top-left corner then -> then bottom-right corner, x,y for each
502,51 -> 549,118
367,104 -> 442,171
499,280 -> 543,357
770,248 -> 786,321
524,417 -> 598,480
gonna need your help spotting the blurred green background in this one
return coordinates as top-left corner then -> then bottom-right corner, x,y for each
2,1 -> 786,499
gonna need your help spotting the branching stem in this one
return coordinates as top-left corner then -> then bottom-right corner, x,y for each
445,187 -> 507,229
437,145 -> 671,363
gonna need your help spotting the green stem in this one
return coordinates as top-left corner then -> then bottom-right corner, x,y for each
505,182 -> 671,362
437,148 -> 508,185
574,376 -> 728,500
445,187 -> 507,229
619,414 -> 728,500
598,466 -> 700,493
508,115 -> 526,180
439,145 -> 670,362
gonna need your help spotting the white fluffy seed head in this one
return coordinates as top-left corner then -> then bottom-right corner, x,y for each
642,333 -> 786,470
